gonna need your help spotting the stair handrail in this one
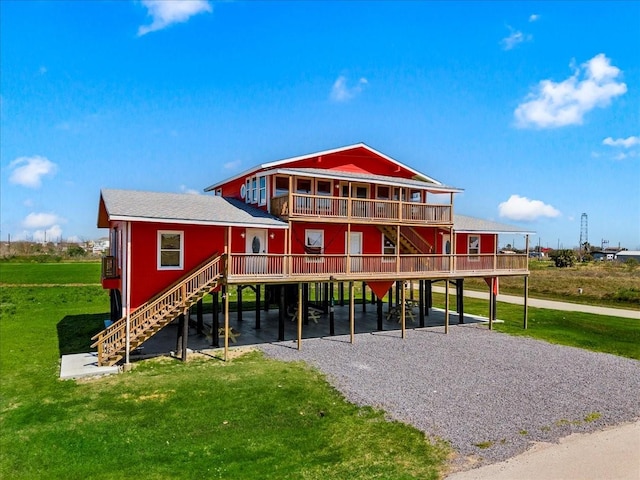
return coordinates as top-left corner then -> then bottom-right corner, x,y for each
91,253 -> 224,365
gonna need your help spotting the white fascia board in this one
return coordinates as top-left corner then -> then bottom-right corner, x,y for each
107,215 -> 289,229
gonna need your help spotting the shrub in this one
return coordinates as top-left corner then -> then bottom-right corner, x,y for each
549,249 -> 576,268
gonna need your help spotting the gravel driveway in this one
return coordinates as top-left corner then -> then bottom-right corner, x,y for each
258,324 -> 640,467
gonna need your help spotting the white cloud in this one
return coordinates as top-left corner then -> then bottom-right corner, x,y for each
514,54 -> 627,129
33,225 -> 63,243
498,195 -> 561,221
223,160 -> 242,171
22,212 -> 64,229
529,14 -> 541,22
330,76 -> 368,102
179,185 -> 200,195
602,136 -> 640,148
138,0 -> 212,36
8,155 -> 58,188
501,26 -> 532,50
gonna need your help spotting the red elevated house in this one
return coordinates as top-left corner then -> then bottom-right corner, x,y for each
94,144 -> 532,366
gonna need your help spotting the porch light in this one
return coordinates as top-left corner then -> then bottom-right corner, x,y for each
240,231 -> 246,239
269,232 -> 275,239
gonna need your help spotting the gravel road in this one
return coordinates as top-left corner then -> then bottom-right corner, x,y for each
258,325 -> 640,467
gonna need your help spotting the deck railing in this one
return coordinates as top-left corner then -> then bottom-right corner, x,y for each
271,194 -> 452,225
229,253 -> 527,280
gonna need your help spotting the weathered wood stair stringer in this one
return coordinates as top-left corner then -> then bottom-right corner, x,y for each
91,254 -> 224,366
378,226 -> 433,255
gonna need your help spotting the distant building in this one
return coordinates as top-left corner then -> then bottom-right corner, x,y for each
615,251 -> 640,262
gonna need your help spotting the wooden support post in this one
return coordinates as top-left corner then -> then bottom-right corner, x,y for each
426,279 -> 432,316
488,278 -> 494,331
524,276 -> 529,329
329,282 -> 335,336
176,313 -> 185,355
395,280 -> 400,307
223,285 -> 230,361
419,279 -> 425,327
371,288 -> 375,305
457,279 -> 464,324
339,282 -> 345,306
387,287 -> 393,313
212,292 -> 219,347
297,283 -> 303,350
444,280 -> 450,334
278,285 -> 285,341
362,282 -> 366,312
401,280 -> 406,339
181,309 -> 189,361
349,282 -> 355,343
303,283 -> 309,325
323,283 -> 329,313
255,284 -> 261,330
376,297 -> 383,330
196,299 -> 203,334
237,285 -> 243,323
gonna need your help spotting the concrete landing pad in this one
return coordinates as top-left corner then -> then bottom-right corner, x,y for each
60,352 -> 120,380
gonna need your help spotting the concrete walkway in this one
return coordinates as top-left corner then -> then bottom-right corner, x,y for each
432,286 -> 639,319
446,420 -> 640,480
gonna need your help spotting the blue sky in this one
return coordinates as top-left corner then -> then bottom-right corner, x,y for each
2,1 -> 639,250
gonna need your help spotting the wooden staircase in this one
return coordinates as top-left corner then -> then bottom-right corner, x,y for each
91,254 -> 224,366
378,226 -> 433,254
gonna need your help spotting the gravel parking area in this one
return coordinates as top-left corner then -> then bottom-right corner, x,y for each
258,325 -> 640,466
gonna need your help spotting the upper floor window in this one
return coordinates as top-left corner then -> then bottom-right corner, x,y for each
305,229 -> 324,254
259,176 -> 267,206
296,178 -> 312,194
275,176 -> 289,197
468,235 -> 480,259
317,180 -> 331,196
158,231 -> 183,270
376,186 -> 390,200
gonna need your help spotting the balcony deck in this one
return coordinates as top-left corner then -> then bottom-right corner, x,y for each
227,253 -> 528,284
271,194 -> 452,225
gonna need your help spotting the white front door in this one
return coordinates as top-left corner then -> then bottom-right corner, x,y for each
347,231 -> 363,272
441,233 -> 451,271
246,228 -> 267,273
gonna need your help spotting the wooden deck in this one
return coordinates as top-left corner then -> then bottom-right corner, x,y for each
271,194 -> 452,225
227,253 -> 528,284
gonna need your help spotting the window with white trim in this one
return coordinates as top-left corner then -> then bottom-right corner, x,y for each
468,235 -> 480,260
382,234 -> 396,262
158,231 -> 184,270
304,229 -> 324,261
258,176 -> 267,206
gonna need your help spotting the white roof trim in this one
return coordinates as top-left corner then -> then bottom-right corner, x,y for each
204,143 -> 441,191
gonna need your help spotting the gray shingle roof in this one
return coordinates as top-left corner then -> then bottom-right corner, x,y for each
454,214 -> 535,234
99,189 -> 288,228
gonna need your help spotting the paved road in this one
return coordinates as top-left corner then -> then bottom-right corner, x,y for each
431,286 -> 639,319
446,420 -> 640,480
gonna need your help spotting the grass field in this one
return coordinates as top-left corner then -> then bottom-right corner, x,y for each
1,262 -> 638,479
0,264 -> 449,479
464,260 -> 640,309
431,293 -> 640,361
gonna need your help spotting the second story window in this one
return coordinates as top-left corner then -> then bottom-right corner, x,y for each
275,176 -> 289,196
259,176 -> 267,206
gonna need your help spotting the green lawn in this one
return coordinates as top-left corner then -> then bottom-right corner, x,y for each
432,293 -> 640,360
0,265 -> 449,479
0,262 -> 101,285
